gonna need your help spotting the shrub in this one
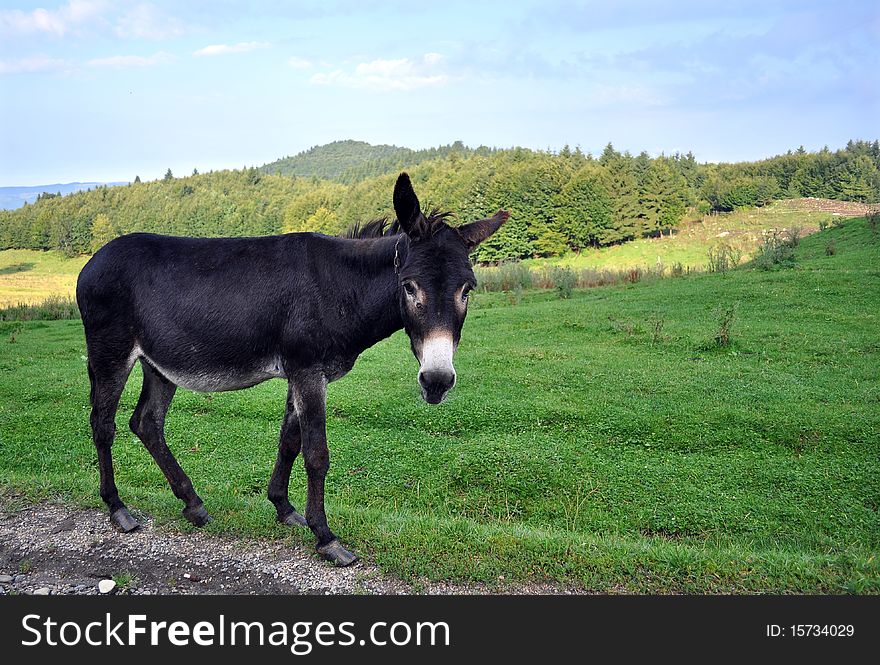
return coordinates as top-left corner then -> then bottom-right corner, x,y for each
754,229 -> 796,270
671,262 -> 684,277
550,266 -> 576,299
707,243 -> 742,274
648,313 -> 666,346
784,226 -> 802,247
713,303 -> 738,347
825,239 -> 836,256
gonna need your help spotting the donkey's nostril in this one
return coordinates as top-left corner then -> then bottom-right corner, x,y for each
419,368 -> 455,390
418,369 -> 456,404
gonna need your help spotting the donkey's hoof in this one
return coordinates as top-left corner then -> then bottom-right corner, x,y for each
183,504 -> 213,527
317,539 -> 358,567
110,507 -> 140,533
279,510 -> 308,527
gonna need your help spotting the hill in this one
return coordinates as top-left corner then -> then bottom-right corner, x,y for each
260,139 -> 496,183
1,140 -> 878,263
0,217 -> 877,592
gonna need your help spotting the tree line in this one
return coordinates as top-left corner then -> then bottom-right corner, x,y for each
1,140 -> 877,261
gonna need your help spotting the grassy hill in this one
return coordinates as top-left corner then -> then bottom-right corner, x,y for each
1,217 -> 877,592
537,198 -> 869,272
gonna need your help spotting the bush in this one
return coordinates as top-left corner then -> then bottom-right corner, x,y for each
784,226 -> 802,247
825,239 -> 836,256
550,266 -> 576,299
754,229 -> 796,270
713,303 -> 738,347
648,313 -> 666,346
706,243 -> 742,274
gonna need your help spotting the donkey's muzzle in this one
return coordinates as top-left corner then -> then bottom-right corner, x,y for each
418,368 -> 456,405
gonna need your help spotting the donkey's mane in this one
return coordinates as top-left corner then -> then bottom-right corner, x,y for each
342,209 -> 453,239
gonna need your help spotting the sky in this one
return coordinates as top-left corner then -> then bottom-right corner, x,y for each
0,0 -> 877,185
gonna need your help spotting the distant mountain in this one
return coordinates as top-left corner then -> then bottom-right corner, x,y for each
260,139 -> 497,183
0,182 -> 126,210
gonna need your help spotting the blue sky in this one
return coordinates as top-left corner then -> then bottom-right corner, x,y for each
0,0 -> 877,185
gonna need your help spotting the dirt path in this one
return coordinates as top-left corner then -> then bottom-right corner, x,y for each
0,500 -> 584,596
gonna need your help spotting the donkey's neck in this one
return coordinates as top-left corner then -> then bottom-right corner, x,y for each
333,234 -> 405,356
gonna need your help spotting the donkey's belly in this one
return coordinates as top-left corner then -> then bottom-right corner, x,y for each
136,345 -> 286,392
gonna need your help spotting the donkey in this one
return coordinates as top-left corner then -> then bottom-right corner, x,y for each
76,173 -> 508,565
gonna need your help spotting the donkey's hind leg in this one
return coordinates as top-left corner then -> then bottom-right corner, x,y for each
88,359 -> 139,532
130,361 -> 212,527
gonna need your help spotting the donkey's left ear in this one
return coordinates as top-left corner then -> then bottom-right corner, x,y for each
393,172 -> 423,237
456,210 -> 510,250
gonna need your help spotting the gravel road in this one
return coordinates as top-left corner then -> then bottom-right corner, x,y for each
0,499 -> 584,596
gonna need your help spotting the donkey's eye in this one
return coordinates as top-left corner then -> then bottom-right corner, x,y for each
403,282 -> 416,297
461,285 -> 472,301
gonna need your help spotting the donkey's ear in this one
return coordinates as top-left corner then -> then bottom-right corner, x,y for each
456,210 -> 510,249
393,173 -> 422,237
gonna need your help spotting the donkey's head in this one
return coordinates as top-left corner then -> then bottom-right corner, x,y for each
393,173 -> 508,404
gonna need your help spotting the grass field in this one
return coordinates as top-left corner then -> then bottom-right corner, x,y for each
529,199 -> 858,273
0,217 -> 878,593
0,249 -> 88,307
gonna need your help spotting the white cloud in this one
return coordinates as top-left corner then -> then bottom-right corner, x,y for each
193,42 -> 270,57
0,55 -> 71,74
0,0 -> 106,36
87,51 -> 174,68
114,3 -> 184,40
310,53 -> 449,91
287,56 -> 313,69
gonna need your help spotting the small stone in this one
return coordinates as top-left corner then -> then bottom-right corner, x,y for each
0,574 -> 13,583
33,587 -> 50,595
98,579 -> 117,594
183,573 -> 191,579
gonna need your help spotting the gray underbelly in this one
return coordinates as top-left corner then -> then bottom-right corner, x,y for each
135,346 -> 286,392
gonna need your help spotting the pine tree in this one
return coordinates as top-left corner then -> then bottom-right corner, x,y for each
164,168 -> 173,181
552,166 -> 613,250
837,155 -> 879,202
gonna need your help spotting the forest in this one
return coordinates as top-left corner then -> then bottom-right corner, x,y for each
1,139 -> 878,262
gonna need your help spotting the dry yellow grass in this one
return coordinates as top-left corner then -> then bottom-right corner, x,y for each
0,249 -> 88,307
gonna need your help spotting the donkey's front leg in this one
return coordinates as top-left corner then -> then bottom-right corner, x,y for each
292,374 -> 358,566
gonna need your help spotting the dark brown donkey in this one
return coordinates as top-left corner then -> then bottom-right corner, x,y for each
76,173 -> 508,565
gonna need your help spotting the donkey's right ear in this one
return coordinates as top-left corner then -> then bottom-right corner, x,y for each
393,173 -> 423,237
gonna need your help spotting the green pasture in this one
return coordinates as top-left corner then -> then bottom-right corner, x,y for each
0,218 -> 878,592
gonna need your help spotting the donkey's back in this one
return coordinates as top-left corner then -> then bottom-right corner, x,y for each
77,232 -> 314,392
